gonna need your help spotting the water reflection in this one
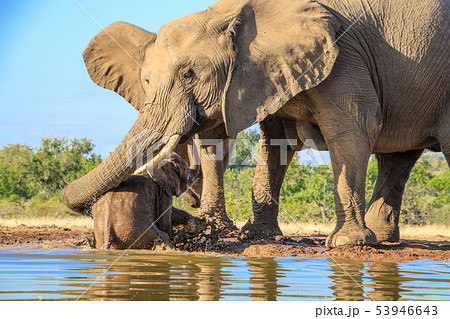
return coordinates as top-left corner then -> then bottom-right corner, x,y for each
172,257 -> 226,301
194,258 -> 226,301
329,259 -> 365,301
81,254 -> 230,301
367,262 -> 403,301
85,257 -> 173,300
0,249 -> 449,301
248,258 -> 287,300
329,259 -> 406,301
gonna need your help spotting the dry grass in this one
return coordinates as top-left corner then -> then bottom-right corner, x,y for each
399,224 -> 450,239
1,217 -> 448,241
235,220 -> 334,237
281,223 -> 450,239
279,222 -> 334,237
0,216 -> 93,228
282,223 -> 450,240
235,220 -> 450,240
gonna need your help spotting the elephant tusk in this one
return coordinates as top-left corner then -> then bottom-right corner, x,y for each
134,134 -> 181,174
187,141 -> 200,176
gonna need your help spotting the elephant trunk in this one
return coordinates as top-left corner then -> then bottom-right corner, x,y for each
61,116 -> 177,214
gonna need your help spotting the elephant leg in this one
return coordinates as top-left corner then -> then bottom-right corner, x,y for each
436,113 -> 450,165
309,52 -> 382,247
172,207 -> 196,226
365,150 -> 423,242
196,138 -> 237,235
238,117 -> 295,241
325,137 -> 377,247
142,198 -> 174,250
172,207 -> 208,238
101,225 -> 113,250
441,145 -> 450,165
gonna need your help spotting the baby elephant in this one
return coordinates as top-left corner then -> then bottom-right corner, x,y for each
91,153 -> 198,250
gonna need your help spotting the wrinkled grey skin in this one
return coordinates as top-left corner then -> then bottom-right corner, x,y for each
62,0 -> 449,247
175,126 -> 237,235
92,153 -> 196,249
245,119 -> 435,243
173,142 -> 201,209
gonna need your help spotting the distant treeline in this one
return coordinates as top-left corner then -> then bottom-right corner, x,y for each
1,133 -> 448,225
0,137 -> 101,218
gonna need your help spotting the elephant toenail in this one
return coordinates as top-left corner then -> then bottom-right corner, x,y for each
335,237 -> 349,246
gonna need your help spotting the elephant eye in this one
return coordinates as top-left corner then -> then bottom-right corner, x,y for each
183,69 -> 193,79
145,78 -> 150,84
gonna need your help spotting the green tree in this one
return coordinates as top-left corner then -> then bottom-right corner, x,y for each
365,155 -> 378,207
32,137 -> 101,198
0,144 -> 36,200
280,154 -> 334,222
0,137 -> 101,201
402,153 -> 449,225
223,167 -> 255,221
229,129 -> 260,169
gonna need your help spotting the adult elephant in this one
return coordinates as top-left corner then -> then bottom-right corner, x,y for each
62,0 -> 449,247
175,128 -> 237,235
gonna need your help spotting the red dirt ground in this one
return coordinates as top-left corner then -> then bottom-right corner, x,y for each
1,225 -> 448,261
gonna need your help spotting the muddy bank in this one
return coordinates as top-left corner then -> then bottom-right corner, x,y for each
204,236 -> 450,262
0,225 -> 92,247
0,225 -> 449,262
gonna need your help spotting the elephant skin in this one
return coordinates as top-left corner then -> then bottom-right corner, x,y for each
174,129 -> 237,235
62,0 -> 449,247
91,153 -> 196,250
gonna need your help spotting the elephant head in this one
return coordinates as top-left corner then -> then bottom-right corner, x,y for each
62,0 -> 339,213
146,152 -> 198,198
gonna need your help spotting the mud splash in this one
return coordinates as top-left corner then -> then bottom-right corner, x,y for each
1,225 -> 449,262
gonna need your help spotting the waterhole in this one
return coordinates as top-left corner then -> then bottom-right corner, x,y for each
0,248 -> 449,301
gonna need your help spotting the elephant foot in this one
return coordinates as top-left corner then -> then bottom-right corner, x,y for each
237,219 -> 282,241
365,223 -> 399,243
152,231 -> 174,251
174,216 -> 207,237
197,208 -> 238,237
173,216 -> 220,251
365,210 -> 400,243
326,223 -> 377,248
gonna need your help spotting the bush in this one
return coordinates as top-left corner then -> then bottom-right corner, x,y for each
1,134 -> 447,225
280,155 -> 334,222
0,137 -> 101,202
0,137 -> 101,219
23,196 -> 77,218
0,200 -> 25,219
224,167 -> 255,221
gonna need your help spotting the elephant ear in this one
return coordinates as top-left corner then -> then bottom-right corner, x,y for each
83,21 -> 157,110
209,0 -> 340,136
148,154 -> 189,197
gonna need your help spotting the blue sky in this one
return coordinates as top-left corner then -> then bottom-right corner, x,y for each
0,0 -> 329,164
0,0 -> 217,157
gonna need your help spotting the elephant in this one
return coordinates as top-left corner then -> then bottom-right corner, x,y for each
242,120 -> 435,244
92,152 -> 198,249
174,129 -> 237,235
62,0 -> 449,247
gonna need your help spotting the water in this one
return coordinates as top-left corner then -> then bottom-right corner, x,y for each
0,247 -> 449,301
